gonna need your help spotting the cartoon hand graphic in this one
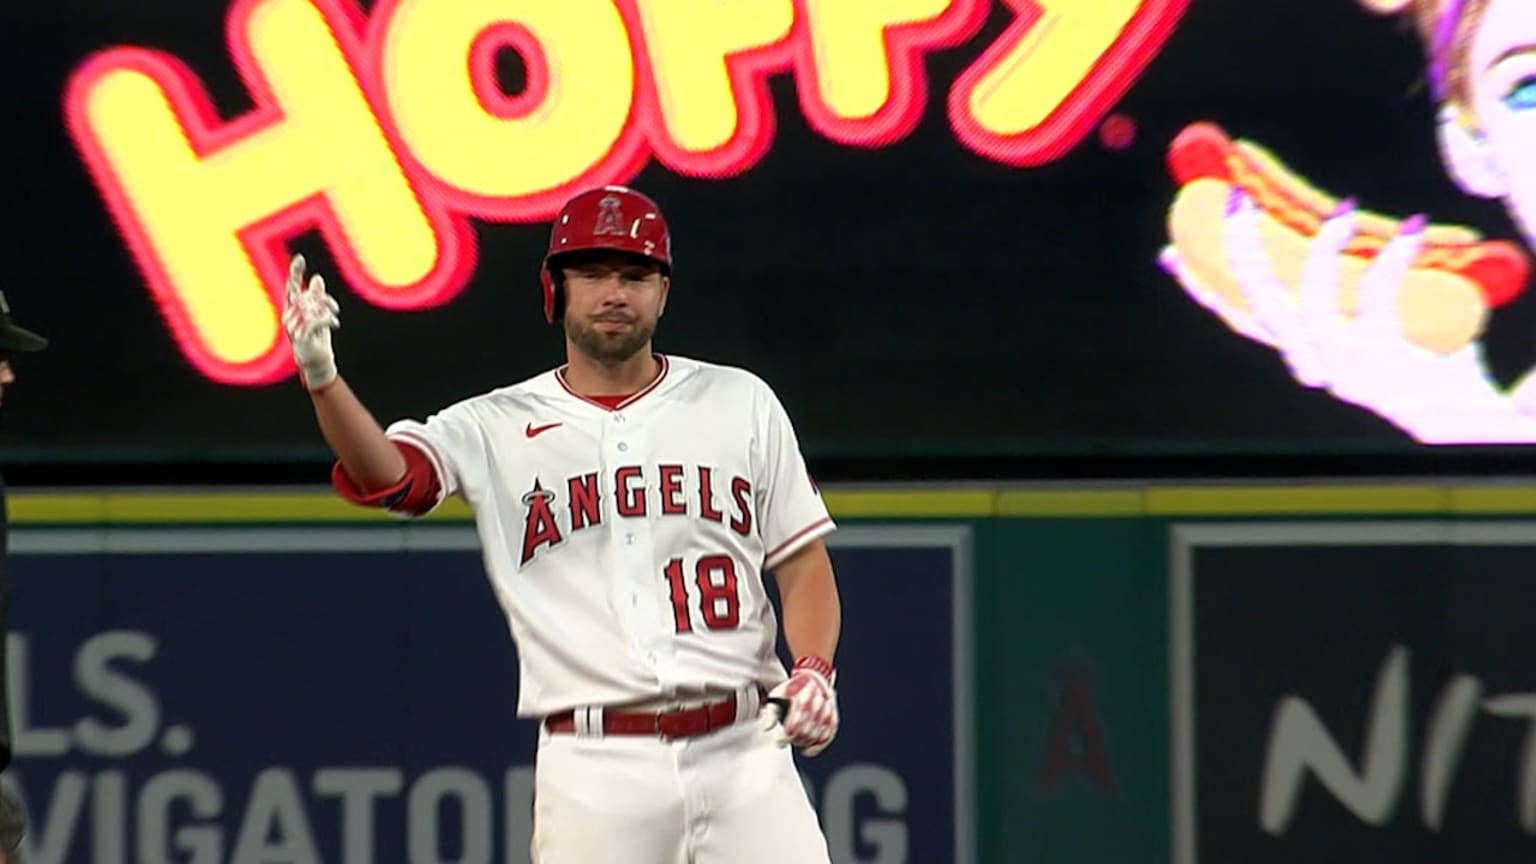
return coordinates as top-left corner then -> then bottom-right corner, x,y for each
1212,191 -> 1536,443
1158,122 -> 1528,360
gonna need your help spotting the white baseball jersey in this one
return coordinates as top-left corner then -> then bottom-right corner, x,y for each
382,354 -> 836,718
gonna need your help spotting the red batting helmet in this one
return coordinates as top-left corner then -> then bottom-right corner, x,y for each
540,185 -> 673,323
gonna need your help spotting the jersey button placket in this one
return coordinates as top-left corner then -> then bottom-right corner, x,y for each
638,500 -> 670,670
617,425 -> 660,669
631,530 -> 661,668
601,422 -> 646,667
612,404 -> 630,449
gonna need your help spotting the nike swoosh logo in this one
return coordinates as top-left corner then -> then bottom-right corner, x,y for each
525,422 -> 562,438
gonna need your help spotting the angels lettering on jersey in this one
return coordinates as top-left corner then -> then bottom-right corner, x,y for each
519,464 -> 753,567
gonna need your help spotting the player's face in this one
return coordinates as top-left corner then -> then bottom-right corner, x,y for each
1468,0 -> 1536,246
560,252 -> 669,363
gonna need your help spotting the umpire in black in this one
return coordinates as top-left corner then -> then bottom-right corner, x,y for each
0,291 -> 46,862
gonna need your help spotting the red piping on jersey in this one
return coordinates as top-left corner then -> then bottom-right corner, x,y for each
332,440 -> 442,516
764,517 -> 835,567
555,355 -> 671,411
389,429 -> 451,488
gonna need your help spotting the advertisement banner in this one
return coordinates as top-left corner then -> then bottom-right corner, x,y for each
3,523 -> 972,864
1171,521 -> 1536,864
16,0 -> 1536,464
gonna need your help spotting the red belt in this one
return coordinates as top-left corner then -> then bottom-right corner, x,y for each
544,690 -> 760,739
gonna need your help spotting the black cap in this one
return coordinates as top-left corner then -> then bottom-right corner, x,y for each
0,291 -> 47,352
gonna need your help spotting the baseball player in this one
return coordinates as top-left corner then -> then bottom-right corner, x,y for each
0,291 -> 44,864
283,185 -> 843,863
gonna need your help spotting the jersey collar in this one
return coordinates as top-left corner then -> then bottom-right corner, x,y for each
554,354 -> 671,412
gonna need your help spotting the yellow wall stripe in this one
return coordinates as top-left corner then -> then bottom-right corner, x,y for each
1444,486 -> 1536,514
1144,485 -> 1450,515
821,489 -> 996,518
9,484 -> 1536,524
997,489 -> 1146,516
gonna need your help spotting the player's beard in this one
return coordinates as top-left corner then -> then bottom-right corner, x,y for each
566,314 -> 655,364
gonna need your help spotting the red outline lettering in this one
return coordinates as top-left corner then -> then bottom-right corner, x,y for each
791,0 -> 991,147
948,0 -> 1188,166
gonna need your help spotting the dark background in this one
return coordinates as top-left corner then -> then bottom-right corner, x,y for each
1192,543 -> 1536,862
7,0 -> 1536,484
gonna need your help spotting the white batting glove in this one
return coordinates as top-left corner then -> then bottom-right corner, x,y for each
760,655 -> 839,757
281,253 -> 340,391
